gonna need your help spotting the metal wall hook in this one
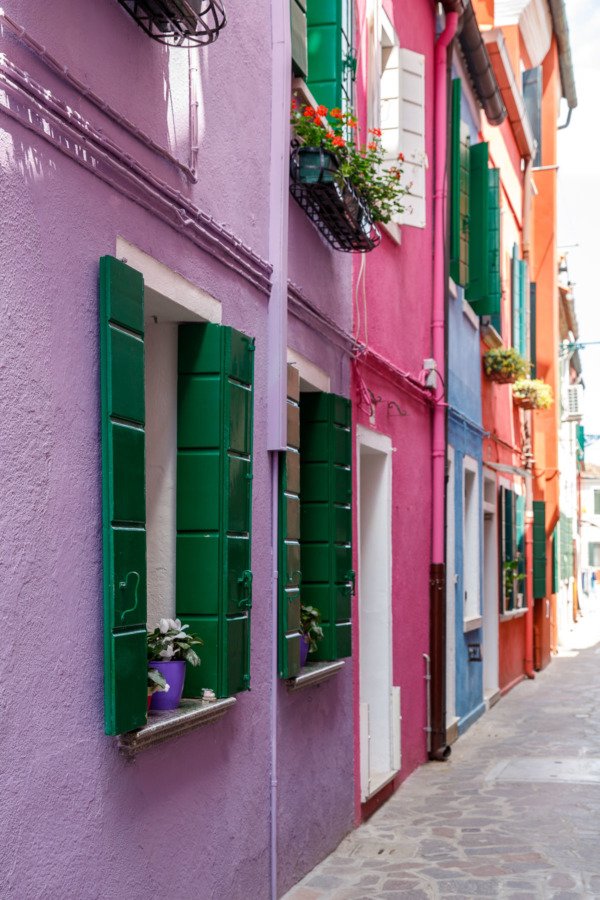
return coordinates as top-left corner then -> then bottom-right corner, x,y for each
387,401 -> 408,416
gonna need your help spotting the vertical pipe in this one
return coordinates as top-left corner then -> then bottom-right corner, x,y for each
268,5 -> 291,898
429,11 -> 458,761
522,158 -> 535,679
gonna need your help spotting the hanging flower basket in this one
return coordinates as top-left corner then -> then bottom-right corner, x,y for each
290,146 -> 381,253
512,378 -> 553,410
483,348 -> 529,384
117,0 -> 226,46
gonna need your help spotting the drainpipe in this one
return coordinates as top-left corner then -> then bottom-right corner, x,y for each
268,2 -> 291,898
429,7 -> 459,762
522,158 -> 535,679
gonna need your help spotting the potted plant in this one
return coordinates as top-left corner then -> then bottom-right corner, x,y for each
504,559 -> 524,608
289,101 -> 411,251
512,378 -> 553,410
147,667 -> 169,710
300,604 -> 324,668
483,348 -> 529,384
147,618 -> 203,711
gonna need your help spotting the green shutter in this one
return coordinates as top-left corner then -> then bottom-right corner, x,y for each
466,142 -> 489,309
500,486 -> 515,612
533,500 -> 546,599
450,79 -> 470,287
530,282 -> 537,378
291,0 -> 308,78
300,392 -> 353,660
552,527 -> 558,593
307,0 -> 348,110
279,365 -> 303,678
100,256 -> 148,736
516,493 -> 525,607
519,260 -> 527,358
176,323 -> 254,698
577,425 -> 585,463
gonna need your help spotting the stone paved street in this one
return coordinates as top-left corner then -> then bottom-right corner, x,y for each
283,608 -> 600,899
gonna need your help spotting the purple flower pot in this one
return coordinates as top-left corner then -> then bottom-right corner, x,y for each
300,635 -> 309,668
149,660 -> 186,710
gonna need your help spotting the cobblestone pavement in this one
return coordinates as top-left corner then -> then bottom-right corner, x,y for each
283,605 -> 600,899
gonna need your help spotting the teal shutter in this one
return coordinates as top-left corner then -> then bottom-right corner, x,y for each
100,256 -> 148,736
533,500 -> 547,598
530,282 -> 537,378
511,244 -> 520,351
300,392 -> 353,660
450,79 -> 470,287
291,0 -> 308,78
466,142 -> 489,309
487,169 -> 501,319
279,365 -> 303,678
519,260 -> 527,358
516,493 -> 525,607
551,527 -> 558,593
500,486 -> 515,612
176,324 -> 254,698
306,0 -> 352,110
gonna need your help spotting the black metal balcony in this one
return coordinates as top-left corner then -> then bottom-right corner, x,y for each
117,0 -> 226,46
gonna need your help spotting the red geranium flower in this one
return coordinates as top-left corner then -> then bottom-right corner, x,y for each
332,136 -> 345,147
326,131 -> 335,139
303,107 -> 314,117
369,128 -> 382,137
368,142 -> 377,150
314,116 -> 322,126
330,108 -> 343,118
316,105 -> 328,116
398,152 -> 405,161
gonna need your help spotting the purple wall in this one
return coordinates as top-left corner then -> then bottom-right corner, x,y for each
0,2 -> 354,897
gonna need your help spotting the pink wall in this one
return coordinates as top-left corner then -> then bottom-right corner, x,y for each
352,0 -> 436,822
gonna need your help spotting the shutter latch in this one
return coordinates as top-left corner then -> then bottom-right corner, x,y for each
343,569 -> 356,596
237,569 -> 253,609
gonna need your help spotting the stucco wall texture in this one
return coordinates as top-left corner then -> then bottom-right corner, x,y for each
0,2 -> 354,898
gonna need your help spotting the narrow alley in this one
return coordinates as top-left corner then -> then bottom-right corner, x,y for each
284,611 -> 600,900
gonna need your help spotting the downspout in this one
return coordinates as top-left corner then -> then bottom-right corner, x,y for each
430,6 -> 459,762
268,2 -> 291,898
522,158 -> 535,679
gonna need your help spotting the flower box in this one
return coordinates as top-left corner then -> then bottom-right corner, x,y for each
290,146 -> 381,253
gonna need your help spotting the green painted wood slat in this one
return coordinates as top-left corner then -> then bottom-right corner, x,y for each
100,255 -> 148,736
533,500 -> 547,598
176,323 -> 254,699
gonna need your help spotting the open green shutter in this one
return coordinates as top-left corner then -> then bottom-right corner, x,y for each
502,487 -> 515,612
279,365 -> 302,678
306,0 -> 343,110
486,169 -> 501,318
300,392 -> 353,660
519,260 -> 527,358
100,256 -> 148,736
450,79 -> 470,287
533,500 -> 547,598
176,323 -> 254,698
466,142 -> 489,308
516,493 -> 525,607
511,244 -> 519,350
291,0 -> 308,78
552,527 -> 558,593
530,282 -> 537,378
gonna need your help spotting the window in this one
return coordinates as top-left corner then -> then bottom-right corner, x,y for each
100,256 -> 254,735
278,364 -> 354,678
499,485 -> 526,613
594,489 -> 600,516
462,458 -> 480,622
511,244 -> 527,357
589,543 -> 600,568
523,67 -> 542,165
532,500 -> 546,599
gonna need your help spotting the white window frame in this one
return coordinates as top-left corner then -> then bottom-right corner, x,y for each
462,455 -> 481,629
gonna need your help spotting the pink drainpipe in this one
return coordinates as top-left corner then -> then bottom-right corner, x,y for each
432,11 -> 458,563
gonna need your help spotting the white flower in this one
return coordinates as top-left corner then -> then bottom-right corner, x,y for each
159,645 -> 175,659
158,618 -> 170,634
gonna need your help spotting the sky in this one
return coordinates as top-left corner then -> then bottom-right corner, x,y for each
557,0 -> 600,462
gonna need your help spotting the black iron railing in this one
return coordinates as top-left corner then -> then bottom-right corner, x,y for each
117,0 -> 226,46
290,145 -> 381,253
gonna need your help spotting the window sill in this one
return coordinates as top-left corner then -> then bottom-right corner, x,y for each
462,298 -> 480,330
463,615 -> 482,633
500,608 -> 527,622
286,660 -> 345,692
481,317 -> 504,349
117,697 -> 236,758
381,220 -> 402,246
